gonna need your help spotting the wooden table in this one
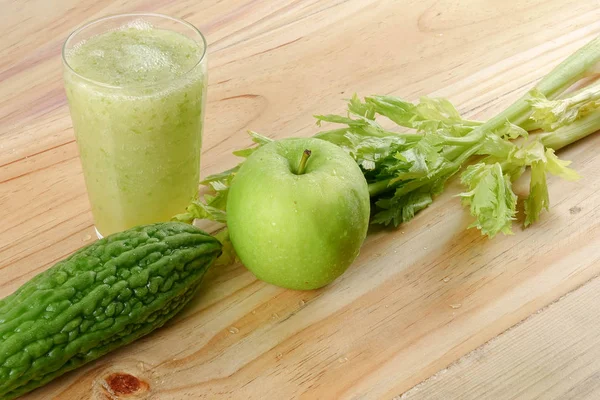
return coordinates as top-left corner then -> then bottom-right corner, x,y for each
2,1 -> 600,399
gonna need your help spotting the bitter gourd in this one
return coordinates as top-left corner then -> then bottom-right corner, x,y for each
0,222 -> 222,399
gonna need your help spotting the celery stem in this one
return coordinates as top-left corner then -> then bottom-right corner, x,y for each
369,36 -> 600,199
541,111 -> 600,150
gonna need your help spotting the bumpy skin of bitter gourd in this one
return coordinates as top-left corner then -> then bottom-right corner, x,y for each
0,222 -> 222,399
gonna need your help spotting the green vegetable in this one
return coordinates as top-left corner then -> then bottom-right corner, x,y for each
177,35 -> 600,240
541,108 -> 600,150
528,80 -> 600,131
459,163 -> 517,236
0,222 -> 222,400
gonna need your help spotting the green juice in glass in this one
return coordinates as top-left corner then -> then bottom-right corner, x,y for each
63,16 -> 207,237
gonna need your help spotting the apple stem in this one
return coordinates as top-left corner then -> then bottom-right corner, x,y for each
297,149 -> 312,175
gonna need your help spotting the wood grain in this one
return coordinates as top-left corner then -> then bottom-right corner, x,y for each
1,0 -> 600,399
401,274 -> 600,400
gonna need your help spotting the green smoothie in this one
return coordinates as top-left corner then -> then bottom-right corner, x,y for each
64,20 -> 206,236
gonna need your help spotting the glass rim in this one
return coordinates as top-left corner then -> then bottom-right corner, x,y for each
61,12 -> 207,90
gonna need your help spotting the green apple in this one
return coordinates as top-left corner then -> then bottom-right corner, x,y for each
226,137 -> 370,290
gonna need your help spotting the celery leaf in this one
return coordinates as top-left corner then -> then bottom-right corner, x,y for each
459,163 -> 517,238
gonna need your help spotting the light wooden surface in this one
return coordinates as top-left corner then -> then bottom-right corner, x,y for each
401,274 -> 600,400
1,0 -> 600,399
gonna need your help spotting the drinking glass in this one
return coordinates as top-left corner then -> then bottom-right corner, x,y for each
62,13 -> 207,237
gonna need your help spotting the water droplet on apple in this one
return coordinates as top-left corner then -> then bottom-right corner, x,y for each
271,222 -> 276,226
228,326 -> 239,334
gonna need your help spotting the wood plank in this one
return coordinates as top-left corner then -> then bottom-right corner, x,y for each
400,274 -> 600,400
0,0 -> 599,399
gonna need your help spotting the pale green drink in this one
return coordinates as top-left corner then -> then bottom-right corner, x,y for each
63,15 -> 207,237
